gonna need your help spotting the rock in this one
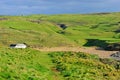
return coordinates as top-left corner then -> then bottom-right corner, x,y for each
110,52 -> 120,60
105,43 -> 120,51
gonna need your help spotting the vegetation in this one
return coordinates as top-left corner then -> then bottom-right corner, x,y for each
0,12 -> 120,79
0,12 -> 120,47
49,52 -> 120,80
0,48 -> 56,80
1,48 -> 120,80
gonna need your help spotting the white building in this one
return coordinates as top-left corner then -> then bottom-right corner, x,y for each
10,44 -> 27,48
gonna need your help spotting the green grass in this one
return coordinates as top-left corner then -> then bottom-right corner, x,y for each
0,48 -> 59,80
0,48 -> 120,80
25,13 -> 120,46
0,17 -> 76,47
1,12 -> 120,79
1,13 -> 120,47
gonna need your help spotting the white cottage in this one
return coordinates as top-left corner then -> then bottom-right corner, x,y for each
10,44 -> 27,48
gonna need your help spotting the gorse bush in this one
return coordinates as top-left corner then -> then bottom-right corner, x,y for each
49,52 -> 120,80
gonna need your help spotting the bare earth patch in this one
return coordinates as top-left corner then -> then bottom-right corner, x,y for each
34,47 -> 118,58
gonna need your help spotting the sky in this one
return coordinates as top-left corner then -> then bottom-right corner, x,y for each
0,0 -> 120,15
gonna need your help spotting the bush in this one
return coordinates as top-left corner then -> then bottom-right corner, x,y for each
49,52 -> 120,80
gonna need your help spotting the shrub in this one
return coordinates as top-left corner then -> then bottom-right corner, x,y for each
49,52 -> 120,80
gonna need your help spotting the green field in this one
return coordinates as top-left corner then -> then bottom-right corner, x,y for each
0,12 -> 120,80
0,12 -> 120,47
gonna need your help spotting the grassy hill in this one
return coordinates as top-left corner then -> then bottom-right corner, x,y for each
0,13 -> 120,48
1,48 -> 120,80
0,16 -> 76,47
0,12 -> 120,80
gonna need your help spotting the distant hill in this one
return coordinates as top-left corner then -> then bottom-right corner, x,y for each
0,12 -> 120,48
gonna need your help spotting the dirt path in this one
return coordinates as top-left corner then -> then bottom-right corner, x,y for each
34,47 -> 117,58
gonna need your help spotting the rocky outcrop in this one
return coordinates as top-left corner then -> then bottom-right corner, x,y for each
110,52 -> 120,60
105,43 -> 120,51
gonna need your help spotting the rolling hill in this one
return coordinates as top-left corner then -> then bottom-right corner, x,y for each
0,12 -> 120,80
0,12 -> 120,48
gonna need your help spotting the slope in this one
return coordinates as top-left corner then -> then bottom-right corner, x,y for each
0,16 -> 76,47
